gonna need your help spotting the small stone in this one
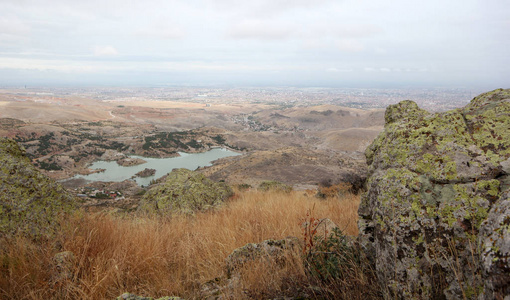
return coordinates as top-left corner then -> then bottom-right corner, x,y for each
53,251 -> 75,283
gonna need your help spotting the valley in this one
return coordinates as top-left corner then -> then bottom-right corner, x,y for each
0,87 -> 386,207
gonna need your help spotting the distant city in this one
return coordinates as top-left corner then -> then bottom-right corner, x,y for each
2,86 -> 488,112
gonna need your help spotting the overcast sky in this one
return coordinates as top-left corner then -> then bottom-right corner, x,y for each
0,0 -> 508,88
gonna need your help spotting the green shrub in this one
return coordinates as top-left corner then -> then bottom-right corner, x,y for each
237,183 -> 252,191
301,212 -> 380,298
304,227 -> 359,281
258,180 -> 292,193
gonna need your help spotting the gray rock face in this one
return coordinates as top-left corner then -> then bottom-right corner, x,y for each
358,89 -> 510,299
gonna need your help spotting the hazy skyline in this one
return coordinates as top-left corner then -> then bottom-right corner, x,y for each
0,0 -> 508,88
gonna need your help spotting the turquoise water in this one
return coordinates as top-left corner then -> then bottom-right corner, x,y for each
72,148 -> 240,186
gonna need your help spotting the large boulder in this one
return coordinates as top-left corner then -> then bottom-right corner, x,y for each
138,168 -> 233,215
0,138 -> 76,238
358,89 -> 510,299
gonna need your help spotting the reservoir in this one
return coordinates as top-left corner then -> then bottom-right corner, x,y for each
72,148 -> 240,186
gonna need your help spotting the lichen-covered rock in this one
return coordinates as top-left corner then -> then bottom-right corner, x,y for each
359,89 -> 510,299
52,251 -> 76,283
116,292 -> 183,300
137,168 -> 233,215
225,237 -> 300,277
0,138 -> 76,238
198,237 -> 301,299
479,190 -> 510,298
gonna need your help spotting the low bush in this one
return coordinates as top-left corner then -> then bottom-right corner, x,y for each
342,173 -> 366,194
301,213 -> 381,299
258,180 -> 292,193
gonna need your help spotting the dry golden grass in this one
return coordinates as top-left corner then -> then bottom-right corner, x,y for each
0,189 -> 365,299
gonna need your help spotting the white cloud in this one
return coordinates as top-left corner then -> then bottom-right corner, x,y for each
374,47 -> 387,54
326,67 -> 352,72
0,0 -> 507,87
135,20 -> 185,39
302,39 -> 327,49
337,40 -> 364,52
363,67 -> 429,73
333,24 -> 382,38
93,46 -> 119,56
0,57 -> 102,72
227,20 -> 294,40
211,0 -> 334,18
0,16 -> 31,36
0,56 -> 302,74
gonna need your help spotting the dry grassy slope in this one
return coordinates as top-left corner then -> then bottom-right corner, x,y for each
200,146 -> 366,187
255,105 -> 384,131
110,105 -> 243,132
0,190 -> 362,299
223,131 -> 309,151
0,101 -> 112,122
315,127 -> 383,152
239,105 -> 385,152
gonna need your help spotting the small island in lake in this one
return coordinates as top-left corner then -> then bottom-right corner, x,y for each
117,157 -> 147,167
134,168 -> 156,178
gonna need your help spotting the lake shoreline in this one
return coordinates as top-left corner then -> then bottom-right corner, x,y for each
62,148 -> 241,186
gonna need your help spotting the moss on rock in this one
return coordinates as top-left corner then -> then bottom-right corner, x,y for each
225,237 -> 300,277
138,168 -> 233,215
0,138 -> 77,239
359,89 -> 510,299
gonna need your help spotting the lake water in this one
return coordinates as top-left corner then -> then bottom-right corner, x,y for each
72,148 -> 240,186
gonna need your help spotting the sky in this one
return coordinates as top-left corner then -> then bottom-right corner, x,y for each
0,0 -> 508,88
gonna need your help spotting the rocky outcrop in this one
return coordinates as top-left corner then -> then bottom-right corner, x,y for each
0,138 -> 76,238
116,293 -> 183,300
138,168 -> 233,215
359,89 -> 510,299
